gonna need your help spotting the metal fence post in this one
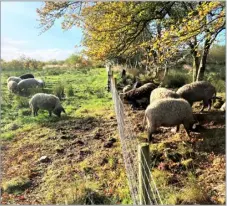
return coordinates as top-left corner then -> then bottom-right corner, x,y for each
138,143 -> 151,205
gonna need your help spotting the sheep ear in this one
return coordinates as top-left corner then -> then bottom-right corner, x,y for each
62,108 -> 66,113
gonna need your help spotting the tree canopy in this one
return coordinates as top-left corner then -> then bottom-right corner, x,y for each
37,1 -> 225,81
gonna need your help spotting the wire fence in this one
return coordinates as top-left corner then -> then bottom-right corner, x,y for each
110,75 -> 163,205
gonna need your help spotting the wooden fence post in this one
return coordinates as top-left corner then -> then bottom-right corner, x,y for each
107,66 -> 113,92
138,143 -> 151,205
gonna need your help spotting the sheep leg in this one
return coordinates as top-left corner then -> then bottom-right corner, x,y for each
176,125 -> 180,132
199,101 -> 206,112
208,99 -> 212,111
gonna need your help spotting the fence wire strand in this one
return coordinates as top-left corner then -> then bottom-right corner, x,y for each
110,76 -> 163,205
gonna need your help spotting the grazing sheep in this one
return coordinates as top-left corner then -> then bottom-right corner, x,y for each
17,78 -> 44,96
19,73 -> 35,79
150,87 -> 180,103
7,81 -> 18,93
220,102 -> 226,111
122,85 -> 133,93
7,76 -> 21,83
29,93 -> 66,117
36,79 -> 45,88
120,83 -> 157,109
176,81 -> 216,112
144,98 -> 196,142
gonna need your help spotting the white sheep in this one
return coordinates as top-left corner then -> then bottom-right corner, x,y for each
29,93 -> 66,117
176,81 -> 216,112
7,81 -> 18,93
150,87 -> 180,103
17,78 -> 44,96
7,76 -> 21,83
144,98 -> 196,142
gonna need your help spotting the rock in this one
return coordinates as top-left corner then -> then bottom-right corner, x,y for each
109,138 -> 117,143
39,156 -> 50,163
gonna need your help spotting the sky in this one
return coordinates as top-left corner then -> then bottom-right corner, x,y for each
1,2 -> 226,62
1,2 -> 83,62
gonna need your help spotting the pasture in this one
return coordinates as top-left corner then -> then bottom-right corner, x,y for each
1,66 -> 226,205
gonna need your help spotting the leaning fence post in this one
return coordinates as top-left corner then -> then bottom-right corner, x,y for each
138,143 -> 151,205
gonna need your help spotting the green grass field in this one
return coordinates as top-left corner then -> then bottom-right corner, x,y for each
1,67 -> 132,204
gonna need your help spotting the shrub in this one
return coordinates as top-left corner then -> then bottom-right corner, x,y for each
14,96 -> 29,109
53,81 -> 65,100
66,85 -> 74,97
164,70 -> 190,88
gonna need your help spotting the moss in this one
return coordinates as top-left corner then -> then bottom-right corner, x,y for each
2,176 -> 31,194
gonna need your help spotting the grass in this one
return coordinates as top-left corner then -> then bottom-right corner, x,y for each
1,67 -> 131,205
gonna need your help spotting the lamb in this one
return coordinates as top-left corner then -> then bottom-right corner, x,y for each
120,83 -> 157,109
7,76 -> 21,83
7,81 -> 18,93
29,93 -> 66,117
150,87 -> 180,103
176,81 -> 216,112
220,102 -> 226,111
19,73 -> 35,79
17,78 -> 44,96
144,98 -> 196,142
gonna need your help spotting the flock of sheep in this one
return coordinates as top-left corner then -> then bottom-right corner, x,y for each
7,74 -> 66,117
120,80 -> 226,142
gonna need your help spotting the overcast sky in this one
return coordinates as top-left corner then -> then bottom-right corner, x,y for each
1,2 -> 226,62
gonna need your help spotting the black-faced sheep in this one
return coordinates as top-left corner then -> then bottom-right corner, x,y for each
19,73 -> 35,79
29,93 -> 66,117
7,81 -> 18,93
150,87 -> 180,103
144,98 -> 196,142
176,81 -> 216,112
7,76 -> 21,83
120,83 -> 157,109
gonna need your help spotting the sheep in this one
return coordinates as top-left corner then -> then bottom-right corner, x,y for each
176,81 -> 216,112
29,93 -> 66,117
7,76 -> 21,83
19,73 -> 35,79
150,87 -> 180,103
120,82 -> 157,109
144,98 -> 197,142
7,81 -> 18,93
17,78 -> 44,96
220,102 -> 226,111
36,79 -> 45,88
122,85 -> 133,93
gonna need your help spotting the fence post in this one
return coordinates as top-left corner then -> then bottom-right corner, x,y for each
138,143 -> 151,205
107,65 -> 113,92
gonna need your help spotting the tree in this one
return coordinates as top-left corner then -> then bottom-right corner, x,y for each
37,1 -> 225,81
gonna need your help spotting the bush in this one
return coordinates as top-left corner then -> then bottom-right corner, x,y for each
164,70 -> 190,88
66,85 -> 74,97
14,96 -> 29,109
53,81 -> 65,100
205,72 -> 225,92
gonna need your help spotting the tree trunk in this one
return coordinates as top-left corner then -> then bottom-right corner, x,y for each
192,55 -> 200,82
196,38 -> 211,81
